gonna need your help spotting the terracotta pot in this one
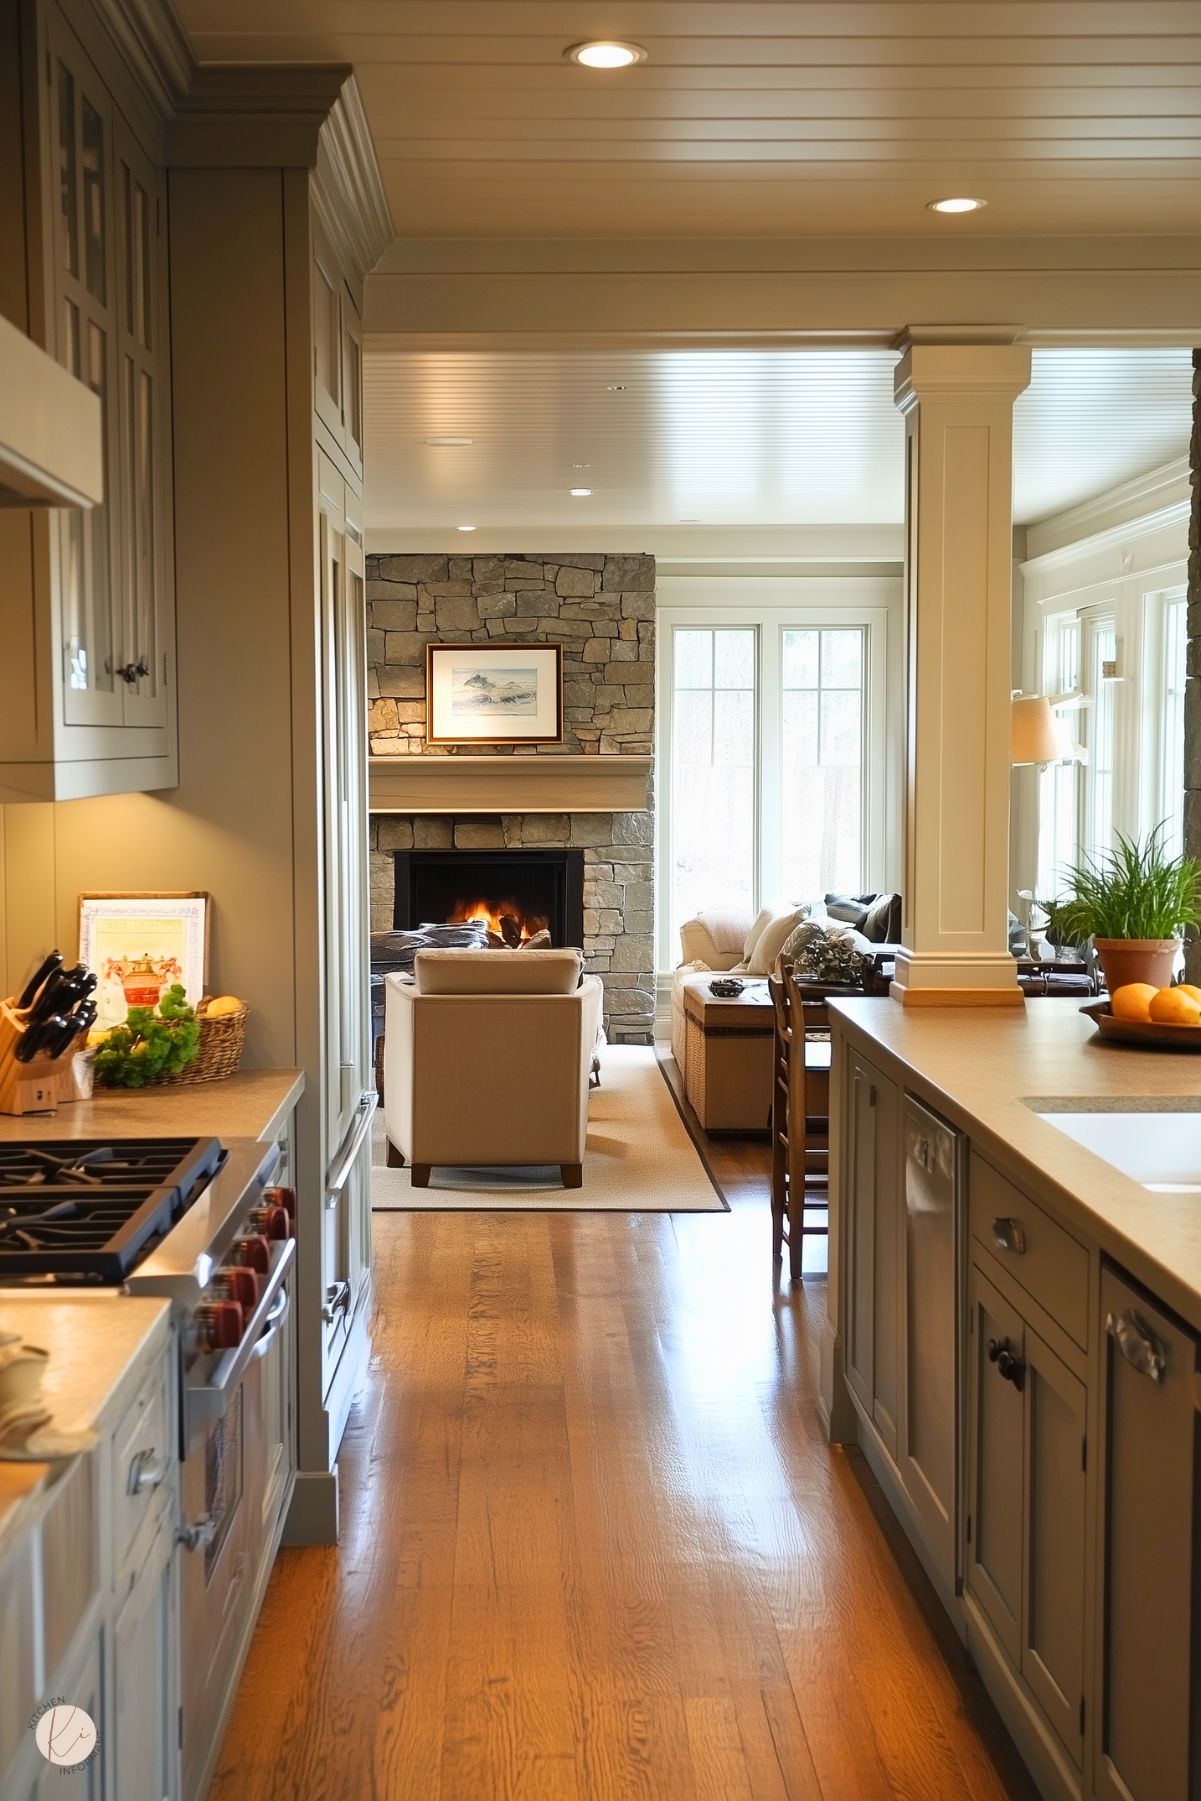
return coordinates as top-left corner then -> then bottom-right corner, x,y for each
1093,937 -> 1179,994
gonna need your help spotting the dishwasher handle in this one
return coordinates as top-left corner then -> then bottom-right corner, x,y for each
1107,1308 -> 1167,1382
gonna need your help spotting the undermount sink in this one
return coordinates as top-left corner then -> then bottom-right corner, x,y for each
1031,1106 -> 1201,1192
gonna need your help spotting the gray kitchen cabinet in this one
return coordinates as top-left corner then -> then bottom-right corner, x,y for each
312,207 -> 364,481
843,1049 -> 900,1456
32,1625 -> 104,1801
0,0 -> 177,802
1094,1266 -> 1200,1801
110,1509 -> 176,1801
898,1096 -> 961,1588
966,1256 -> 1088,1776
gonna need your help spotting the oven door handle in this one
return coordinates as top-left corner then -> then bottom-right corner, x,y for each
248,1282 -> 290,1363
185,1237 -> 295,1431
325,1090 -> 377,1209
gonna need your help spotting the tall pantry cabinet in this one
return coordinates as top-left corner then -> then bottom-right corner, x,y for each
167,74 -> 390,1542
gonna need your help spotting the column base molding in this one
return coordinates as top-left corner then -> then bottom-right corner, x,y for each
890,949 -> 1024,1007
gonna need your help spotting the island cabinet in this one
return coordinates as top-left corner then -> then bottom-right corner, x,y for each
1093,1266 -> 1200,1801
843,1050 -> 901,1458
831,1008 -> 1201,1801
0,0 -> 177,803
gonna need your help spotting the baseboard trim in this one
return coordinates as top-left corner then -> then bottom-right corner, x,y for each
284,1469 -> 340,1546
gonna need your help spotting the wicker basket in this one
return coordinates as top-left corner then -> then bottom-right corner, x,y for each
153,999 -> 249,1086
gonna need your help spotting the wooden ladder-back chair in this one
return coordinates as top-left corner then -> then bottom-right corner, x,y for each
767,963 -> 832,1281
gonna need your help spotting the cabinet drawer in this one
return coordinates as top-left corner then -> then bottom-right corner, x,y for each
110,1352 -> 172,1587
969,1153 -> 1089,1348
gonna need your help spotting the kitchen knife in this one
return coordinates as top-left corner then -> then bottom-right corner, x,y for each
28,965 -> 91,1027
16,951 -> 63,1012
16,1015 -> 69,1062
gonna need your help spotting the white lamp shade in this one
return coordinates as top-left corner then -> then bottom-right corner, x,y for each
1011,695 -> 1061,766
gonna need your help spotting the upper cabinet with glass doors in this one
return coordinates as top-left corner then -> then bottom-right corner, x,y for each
0,1 -> 176,802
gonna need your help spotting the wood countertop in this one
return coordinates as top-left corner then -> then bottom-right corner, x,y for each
0,1294 -> 171,1558
0,1066 -> 304,1145
829,997 -> 1201,1333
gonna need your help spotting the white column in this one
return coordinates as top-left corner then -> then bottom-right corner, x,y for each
892,341 -> 1032,1006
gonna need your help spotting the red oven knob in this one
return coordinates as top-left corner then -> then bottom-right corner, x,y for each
197,1300 -> 243,1350
233,1234 -> 271,1274
218,1266 -> 260,1309
250,1204 -> 290,1242
264,1184 -> 296,1226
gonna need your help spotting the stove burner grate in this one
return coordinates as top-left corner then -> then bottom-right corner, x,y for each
0,1137 -> 225,1282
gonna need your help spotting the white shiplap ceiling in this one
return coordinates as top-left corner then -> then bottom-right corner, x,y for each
173,2 -> 1201,239
362,345 -> 1195,533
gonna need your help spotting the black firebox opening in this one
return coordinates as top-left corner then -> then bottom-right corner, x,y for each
392,848 -> 586,948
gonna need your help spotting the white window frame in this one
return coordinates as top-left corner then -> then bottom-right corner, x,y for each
657,586 -> 895,971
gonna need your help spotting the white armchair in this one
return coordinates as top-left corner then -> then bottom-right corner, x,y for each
383,950 -> 604,1189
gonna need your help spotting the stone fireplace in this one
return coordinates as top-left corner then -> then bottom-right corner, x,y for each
367,551 -> 656,1043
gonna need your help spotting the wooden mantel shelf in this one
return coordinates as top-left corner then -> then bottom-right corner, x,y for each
369,753 -> 652,815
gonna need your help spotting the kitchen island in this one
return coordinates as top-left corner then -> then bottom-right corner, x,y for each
825,997 -> 1201,1801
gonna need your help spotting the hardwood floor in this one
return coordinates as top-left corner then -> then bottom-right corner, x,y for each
211,1083 -> 1036,1801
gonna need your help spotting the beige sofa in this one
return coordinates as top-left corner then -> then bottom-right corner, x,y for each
383,949 -> 604,1188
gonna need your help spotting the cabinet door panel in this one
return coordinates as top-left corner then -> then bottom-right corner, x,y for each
112,1517 -> 175,1801
966,1265 -> 1024,1664
50,24 -> 122,730
1096,1268 -> 1199,1801
1022,1327 -> 1086,1767
312,221 -> 343,444
114,123 -> 167,728
340,284 -> 363,474
33,1623 -> 103,1801
899,1099 -> 958,1578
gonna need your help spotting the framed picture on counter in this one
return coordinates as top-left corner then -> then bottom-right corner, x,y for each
78,891 -> 210,1025
426,641 -> 564,745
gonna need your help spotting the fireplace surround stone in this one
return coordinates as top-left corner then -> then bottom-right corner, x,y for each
366,550 -> 656,1045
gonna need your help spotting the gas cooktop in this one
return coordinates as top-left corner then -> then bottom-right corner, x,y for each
0,1137 -> 225,1284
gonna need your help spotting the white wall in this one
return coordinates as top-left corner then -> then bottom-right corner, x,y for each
1012,457 -> 1190,901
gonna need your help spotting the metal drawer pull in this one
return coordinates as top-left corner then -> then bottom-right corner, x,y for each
992,1216 -> 1026,1255
325,1090 -> 377,1208
248,1285 -> 290,1363
1107,1309 -> 1166,1382
177,1512 -> 217,1553
987,1336 -> 1026,1391
322,1278 -> 351,1325
127,1446 -> 168,1496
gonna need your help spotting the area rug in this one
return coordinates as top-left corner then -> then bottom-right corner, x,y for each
370,1044 -> 727,1213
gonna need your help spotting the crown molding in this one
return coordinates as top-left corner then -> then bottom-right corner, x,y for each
1023,456 -> 1191,566
314,77 -> 394,283
90,0 -> 195,120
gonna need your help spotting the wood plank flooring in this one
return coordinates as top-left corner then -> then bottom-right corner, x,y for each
210,1080 -> 1036,1801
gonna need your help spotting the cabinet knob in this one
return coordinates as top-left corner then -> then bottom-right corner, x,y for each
987,1336 -> 1026,1391
992,1216 -> 1026,1255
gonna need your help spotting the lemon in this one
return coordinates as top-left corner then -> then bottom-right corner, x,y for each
1149,987 -> 1201,1027
1110,983 -> 1157,1024
1177,984 -> 1201,1006
203,995 -> 243,1018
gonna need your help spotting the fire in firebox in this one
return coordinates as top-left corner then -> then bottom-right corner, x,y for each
448,898 -> 550,947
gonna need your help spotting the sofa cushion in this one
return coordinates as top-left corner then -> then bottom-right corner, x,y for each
824,892 -> 871,932
413,947 -> 584,995
861,892 -> 901,943
747,904 -> 809,976
741,904 -> 777,965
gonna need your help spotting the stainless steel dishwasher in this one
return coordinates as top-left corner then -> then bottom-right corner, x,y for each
900,1095 -> 964,1592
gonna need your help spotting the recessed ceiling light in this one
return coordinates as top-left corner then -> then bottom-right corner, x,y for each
570,488 -> 592,497
927,196 -> 987,215
678,518 -> 700,524
425,435 -> 473,446
457,524 -> 476,532
570,462 -> 591,469
605,384 -> 628,393
567,40 -> 646,69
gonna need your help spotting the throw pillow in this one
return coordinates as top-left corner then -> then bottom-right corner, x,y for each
777,918 -> 828,967
862,892 -> 898,943
741,904 -> 777,966
747,905 -> 808,976
370,920 -> 490,974
824,892 -> 871,932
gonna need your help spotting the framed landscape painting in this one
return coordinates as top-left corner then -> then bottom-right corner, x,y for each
426,642 -> 564,745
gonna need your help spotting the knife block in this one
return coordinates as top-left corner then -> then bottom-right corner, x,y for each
0,1003 -> 80,1115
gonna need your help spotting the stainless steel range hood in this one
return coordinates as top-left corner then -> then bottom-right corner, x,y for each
0,312 -> 103,509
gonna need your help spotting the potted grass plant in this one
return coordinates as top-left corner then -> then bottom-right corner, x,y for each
1049,829 -> 1201,994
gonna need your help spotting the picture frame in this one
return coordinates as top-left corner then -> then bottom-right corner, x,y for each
78,891 -> 211,1026
425,641 -> 564,746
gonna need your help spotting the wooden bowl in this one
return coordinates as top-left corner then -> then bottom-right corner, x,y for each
1081,1000 -> 1201,1052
